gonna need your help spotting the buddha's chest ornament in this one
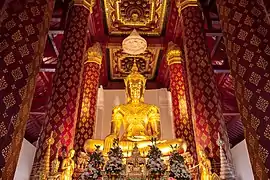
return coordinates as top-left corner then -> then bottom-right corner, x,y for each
121,104 -> 150,126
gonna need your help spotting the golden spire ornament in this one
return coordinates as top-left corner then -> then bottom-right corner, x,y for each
39,132 -> 54,179
50,148 -> 60,176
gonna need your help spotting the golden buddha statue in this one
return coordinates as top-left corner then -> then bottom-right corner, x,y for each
199,150 -> 212,180
84,63 -> 187,156
60,149 -> 75,180
48,151 -> 61,180
126,143 -> 146,178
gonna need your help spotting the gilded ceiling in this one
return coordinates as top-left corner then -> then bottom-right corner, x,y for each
103,0 -> 168,36
109,46 -> 161,80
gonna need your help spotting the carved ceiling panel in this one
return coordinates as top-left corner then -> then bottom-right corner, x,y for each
104,0 -> 167,36
109,47 -> 161,80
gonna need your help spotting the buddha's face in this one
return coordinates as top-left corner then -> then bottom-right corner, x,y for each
127,79 -> 144,101
199,150 -> 206,159
69,149 -> 75,158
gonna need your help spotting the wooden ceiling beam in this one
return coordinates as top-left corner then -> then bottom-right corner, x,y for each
29,112 -> 46,115
48,33 -> 60,56
210,36 -> 222,59
223,112 -> 240,116
39,72 -> 50,86
205,29 -> 222,37
40,64 -> 56,72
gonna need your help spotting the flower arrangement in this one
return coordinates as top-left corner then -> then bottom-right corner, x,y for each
104,138 -> 124,176
146,138 -> 167,177
169,145 -> 191,180
80,145 -> 105,180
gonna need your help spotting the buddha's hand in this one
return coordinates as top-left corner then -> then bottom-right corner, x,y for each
104,134 -> 117,153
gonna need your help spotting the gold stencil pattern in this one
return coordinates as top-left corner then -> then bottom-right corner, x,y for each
34,5 -> 90,164
217,0 -> 270,178
74,61 -> 101,152
169,62 -> 198,162
0,0 -> 54,179
179,5 -> 231,173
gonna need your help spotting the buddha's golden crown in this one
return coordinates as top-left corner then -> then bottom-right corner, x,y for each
124,62 -> 146,86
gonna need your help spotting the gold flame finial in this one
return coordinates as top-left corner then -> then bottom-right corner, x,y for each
131,61 -> 139,73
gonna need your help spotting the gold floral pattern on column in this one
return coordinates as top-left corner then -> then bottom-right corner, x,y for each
35,5 -> 90,164
176,1 -> 231,172
0,0 -> 54,179
74,43 -> 102,152
167,42 -> 197,161
217,0 -> 270,178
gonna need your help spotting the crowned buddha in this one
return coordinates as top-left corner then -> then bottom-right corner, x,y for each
84,63 -> 187,156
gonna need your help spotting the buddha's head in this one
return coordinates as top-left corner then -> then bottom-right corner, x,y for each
124,62 -> 146,103
199,149 -> 207,159
68,149 -> 75,158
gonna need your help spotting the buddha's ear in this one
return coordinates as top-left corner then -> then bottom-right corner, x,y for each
140,84 -> 145,102
125,90 -> 131,103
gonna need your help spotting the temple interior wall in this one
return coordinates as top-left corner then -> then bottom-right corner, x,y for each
14,139 -> 36,180
231,140 -> 254,180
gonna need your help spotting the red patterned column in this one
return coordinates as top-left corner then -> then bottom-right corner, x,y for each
217,0 -> 270,178
176,0 -> 231,168
167,42 -> 197,161
0,0 -> 53,179
0,0 -> 54,179
35,2 -> 92,163
74,43 -> 102,152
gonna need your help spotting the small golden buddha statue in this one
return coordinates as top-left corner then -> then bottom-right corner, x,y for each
61,149 -> 75,180
183,152 -> 194,170
76,151 -> 89,170
199,150 -> 212,180
131,13 -> 139,22
126,143 -> 146,178
84,63 -> 187,156
50,150 -> 60,176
